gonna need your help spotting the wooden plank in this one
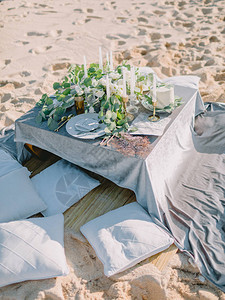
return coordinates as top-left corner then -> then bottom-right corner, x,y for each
64,179 -> 136,232
148,243 -> 178,271
24,152 -> 178,271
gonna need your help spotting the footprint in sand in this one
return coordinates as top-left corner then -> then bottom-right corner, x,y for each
15,40 -> 29,45
0,81 -> 25,89
117,41 -> 126,46
137,17 -> 148,24
20,71 -> 31,77
4,60 -> 11,66
0,93 -> 11,103
26,31 -> 45,37
51,62 -> 70,71
118,34 -> 131,39
106,34 -> 119,40
74,8 -> 83,13
29,46 -> 52,55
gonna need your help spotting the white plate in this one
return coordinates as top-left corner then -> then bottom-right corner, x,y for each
66,113 -> 106,139
141,96 -> 182,114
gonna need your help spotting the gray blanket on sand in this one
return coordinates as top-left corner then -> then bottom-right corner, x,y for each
153,102 -> 225,292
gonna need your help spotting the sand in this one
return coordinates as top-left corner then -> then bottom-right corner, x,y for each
0,0 -> 225,298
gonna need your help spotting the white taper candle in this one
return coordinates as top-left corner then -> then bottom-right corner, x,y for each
122,67 -> 126,97
83,56 -> 87,78
106,52 -> 109,66
99,47 -> 103,70
152,74 -> 157,102
130,66 -> 135,97
110,51 -> 113,71
106,74 -> 110,100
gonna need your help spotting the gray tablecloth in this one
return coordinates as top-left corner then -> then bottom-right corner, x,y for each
15,77 -> 225,292
15,83 -> 204,214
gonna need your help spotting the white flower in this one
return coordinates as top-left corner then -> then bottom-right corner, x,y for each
109,72 -> 120,80
94,89 -> 105,98
89,106 -> 95,113
75,85 -> 84,96
99,78 -> 106,86
110,83 -> 118,93
92,78 -> 98,87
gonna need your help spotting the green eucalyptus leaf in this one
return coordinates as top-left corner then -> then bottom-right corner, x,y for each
108,122 -> 116,131
104,118 -> 111,125
63,83 -> 70,88
49,108 -> 56,117
63,88 -> 71,95
53,82 -> 61,90
55,107 -> 66,116
99,110 -> 104,118
104,127 -> 111,135
113,103 -> 120,111
117,119 -> 125,126
47,117 -> 58,131
53,114 -> 61,122
105,110 -> 112,119
35,113 -> 43,124
103,102 -> 109,109
88,67 -> 95,73
111,112 -> 117,121
83,77 -> 92,87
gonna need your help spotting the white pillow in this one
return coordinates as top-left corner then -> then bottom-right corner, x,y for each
80,202 -> 174,277
0,214 -> 69,288
162,75 -> 200,89
31,159 -> 100,216
0,148 -> 22,177
0,167 -> 47,223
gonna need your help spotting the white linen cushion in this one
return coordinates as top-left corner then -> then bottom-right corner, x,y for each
0,148 -> 22,177
80,202 -> 174,277
31,159 -> 100,217
0,214 -> 69,288
0,167 -> 47,223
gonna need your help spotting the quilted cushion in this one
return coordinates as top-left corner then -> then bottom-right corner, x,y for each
32,159 -> 100,216
80,202 -> 174,276
0,214 -> 69,288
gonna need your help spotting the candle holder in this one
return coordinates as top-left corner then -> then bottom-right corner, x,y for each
148,102 -> 160,122
122,96 -> 135,122
74,96 -> 85,115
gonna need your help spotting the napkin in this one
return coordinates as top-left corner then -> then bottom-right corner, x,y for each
74,118 -> 99,133
130,113 -> 171,136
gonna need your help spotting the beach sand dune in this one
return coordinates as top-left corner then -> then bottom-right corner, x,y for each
0,0 -> 225,299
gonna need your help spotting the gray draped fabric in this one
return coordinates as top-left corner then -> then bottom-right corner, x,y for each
151,102 -> 225,292
14,76 -> 225,292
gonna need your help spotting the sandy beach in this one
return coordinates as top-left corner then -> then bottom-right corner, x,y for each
0,0 -> 225,299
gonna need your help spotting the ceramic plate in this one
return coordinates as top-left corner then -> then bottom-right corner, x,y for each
66,113 -> 106,139
141,96 -> 182,114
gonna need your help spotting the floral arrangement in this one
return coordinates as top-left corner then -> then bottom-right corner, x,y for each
36,61 -> 155,134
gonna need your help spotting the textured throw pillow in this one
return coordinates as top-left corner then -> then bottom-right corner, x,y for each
0,148 -> 22,177
0,214 -> 69,288
0,166 -> 47,223
80,202 -> 174,277
31,159 -> 100,216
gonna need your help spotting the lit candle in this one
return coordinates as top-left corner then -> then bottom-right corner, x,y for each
152,74 -> 156,102
122,67 -> 126,97
83,55 -> 87,78
99,47 -> 103,70
106,74 -> 110,100
110,50 -> 113,71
